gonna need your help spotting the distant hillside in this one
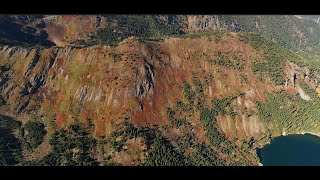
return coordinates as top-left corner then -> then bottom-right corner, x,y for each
74,15 -> 320,53
0,16 -> 54,47
2,15 -> 320,54
296,15 -> 320,23
188,15 -> 320,51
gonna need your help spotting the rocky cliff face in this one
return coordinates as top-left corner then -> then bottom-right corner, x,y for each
282,60 -> 320,99
186,15 -> 241,32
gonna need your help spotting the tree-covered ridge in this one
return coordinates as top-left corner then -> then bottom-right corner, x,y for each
83,15 -> 187,46
218,15 -> 320,50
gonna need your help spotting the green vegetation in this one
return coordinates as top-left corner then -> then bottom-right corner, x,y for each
220,15 -> 320,51
240,34 -> 280,84
300,83 -> 319,99
110,121 -> 189,166
108,119 -> 228,166
252,53 -> 286,84
200,108 -> 216,129
213,93 -> 243,117
95,28 -> 122,46
176,100 -> 187,111
181,79 -> 250,164
144,130 -> 189,166
88,15 -> 187,46
192,75 -> 205,108
0,116 -> 23,166
209,15 -> 320,67
183,76 -> 209,110
49,120 -> 98,166
0,115 -> 21,129
181,30 -> 224,42
109,129 -> 126,152
21,121 -> 46,150
183,81 -> 196,106
167,108 -> 188,127
200,108 -> 227,147
0,128 -> 22,166
213,51 -> 245,70
23,120 -> 98,166
240,74 -> 248,83
193,93 -> 258,166
110,52 -> 123,62
239,33 -> 310,85
188,143 -> 225,166
256,84 -> 320,134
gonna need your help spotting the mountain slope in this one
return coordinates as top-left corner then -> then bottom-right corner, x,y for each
1,30 -> 320,165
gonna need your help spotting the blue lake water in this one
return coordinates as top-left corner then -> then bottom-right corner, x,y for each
258,133 -> 320,166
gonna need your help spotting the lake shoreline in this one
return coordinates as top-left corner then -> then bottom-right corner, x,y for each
257,131 -> 320,166
257,132 -> 320,166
